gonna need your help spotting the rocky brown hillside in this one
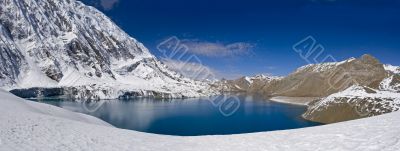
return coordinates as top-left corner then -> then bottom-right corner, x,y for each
303,66 -> 400,123
215,54 -> 387,98
261,54 -> 387,97
214,54 -> 400,123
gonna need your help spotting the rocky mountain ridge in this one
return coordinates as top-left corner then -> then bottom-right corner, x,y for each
214,54 -> 400,123
215,54 -> 388,97
303,64 -> 400,123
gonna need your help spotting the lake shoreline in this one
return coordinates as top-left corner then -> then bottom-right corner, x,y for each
269,96 -> 319,106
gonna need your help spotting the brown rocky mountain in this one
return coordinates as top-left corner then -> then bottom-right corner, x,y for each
215,54 -> 387,97
303,65 -> 400,124
214,54 -> 400,123
262,54 -> 387,97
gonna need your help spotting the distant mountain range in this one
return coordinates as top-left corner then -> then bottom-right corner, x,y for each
0,0 -> 216,100
213,54 -> 400,123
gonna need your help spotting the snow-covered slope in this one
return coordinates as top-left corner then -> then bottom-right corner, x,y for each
303,64 -> 400,123
1,90 -> 400,151
303,85 -> 400,123
384,64 -> 400,74
380,75 -> 400,92
294,57 -> 357,73
0,0 -> 215,99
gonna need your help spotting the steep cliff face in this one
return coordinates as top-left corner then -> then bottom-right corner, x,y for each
0,0 -> 216,99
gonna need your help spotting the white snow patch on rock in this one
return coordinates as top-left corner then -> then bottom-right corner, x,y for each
384,64 -> 400,74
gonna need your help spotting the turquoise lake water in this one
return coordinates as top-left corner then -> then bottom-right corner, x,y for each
31,94 -> 322,136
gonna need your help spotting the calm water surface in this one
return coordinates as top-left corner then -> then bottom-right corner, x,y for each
31,94 -> 322,136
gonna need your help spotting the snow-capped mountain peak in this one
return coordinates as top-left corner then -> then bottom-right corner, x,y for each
0,0 -> 216,99
384,64 -> 400,74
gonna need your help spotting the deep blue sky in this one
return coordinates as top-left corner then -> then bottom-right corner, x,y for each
82,0 -> 400,79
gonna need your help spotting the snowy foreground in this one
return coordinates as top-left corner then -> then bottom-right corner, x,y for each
1,90 -> 400,151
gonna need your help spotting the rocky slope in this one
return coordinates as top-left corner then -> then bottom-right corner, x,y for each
214,54 -> 387,98
303,65 -> 400,123
0,0 -> 216,100
261,54 -> 387,97
214,55 -> 400,123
